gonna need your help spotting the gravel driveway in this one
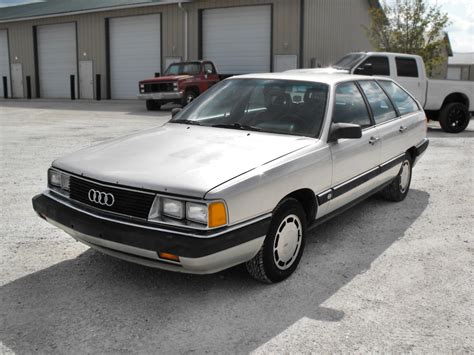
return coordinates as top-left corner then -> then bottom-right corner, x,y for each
0,100 -> 472,353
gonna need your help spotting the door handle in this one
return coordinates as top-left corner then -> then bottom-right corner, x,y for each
399,125 -> 407,133
369,136 -> 380,145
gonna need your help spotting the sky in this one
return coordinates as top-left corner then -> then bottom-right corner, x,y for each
0,0 -> 473,53
427,0 -> 474,53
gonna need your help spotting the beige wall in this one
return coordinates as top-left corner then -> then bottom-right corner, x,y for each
0,0 -> 374,99
303,0 -> 373,67
1,3 -> 184,99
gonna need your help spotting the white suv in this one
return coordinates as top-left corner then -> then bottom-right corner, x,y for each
33,73 -> 428,283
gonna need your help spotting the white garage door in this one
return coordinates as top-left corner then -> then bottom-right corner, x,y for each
447,67 -> 461,80
110,14 -> 161,99
37,23 -> 77,98
0,30 -> 10,98
202,6 -> 271,74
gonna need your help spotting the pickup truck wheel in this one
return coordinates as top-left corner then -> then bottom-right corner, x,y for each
146,100 -> 160,111
439,102 -> 470,133
246,198 -> 306,283
182,91 -> 197,106
380,154 -> 412,202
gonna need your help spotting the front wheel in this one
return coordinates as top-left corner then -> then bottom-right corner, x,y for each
380,154 -> 412,202
438,102 -> 470,133
246,198 -> 306,283
182,91 -> 197,106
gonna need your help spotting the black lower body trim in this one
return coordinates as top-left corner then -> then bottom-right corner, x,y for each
317,154 -> 405,206
416,138 -> 429,156
32,194 -> 270,258
311,180 -> 392,230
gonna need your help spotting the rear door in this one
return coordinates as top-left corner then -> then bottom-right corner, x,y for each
393,56 -> 426,105
326,81 -> 382,213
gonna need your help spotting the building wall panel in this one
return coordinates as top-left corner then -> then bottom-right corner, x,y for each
303,0 -> 373,68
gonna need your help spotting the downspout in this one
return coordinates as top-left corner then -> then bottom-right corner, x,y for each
178,2 -> 188,61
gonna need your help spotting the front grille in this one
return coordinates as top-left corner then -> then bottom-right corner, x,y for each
69,176 -> 155,219
143,82 -> 175,93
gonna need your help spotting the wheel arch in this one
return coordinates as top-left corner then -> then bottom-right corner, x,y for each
280,188 -> 318,224
442,92 -> 469,109
184,85 -> 200,95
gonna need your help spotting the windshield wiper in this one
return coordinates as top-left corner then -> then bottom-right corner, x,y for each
212,123 -> 262,132
173,119 -> 202,126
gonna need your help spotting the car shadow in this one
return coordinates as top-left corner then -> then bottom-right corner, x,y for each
0,190 -> 429,353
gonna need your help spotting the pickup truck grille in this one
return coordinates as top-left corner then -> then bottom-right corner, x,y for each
143,82 -> 175,93
69,176 -> 155,219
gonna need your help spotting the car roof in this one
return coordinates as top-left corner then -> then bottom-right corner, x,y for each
230,72 -> 388,85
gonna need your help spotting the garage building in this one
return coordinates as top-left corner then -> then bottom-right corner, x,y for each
0,0 -> 375,100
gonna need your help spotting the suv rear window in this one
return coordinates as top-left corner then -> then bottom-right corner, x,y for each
378,80 -> 420,115
395,57 -> 419,77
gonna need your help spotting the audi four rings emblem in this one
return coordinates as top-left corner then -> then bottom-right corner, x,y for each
88,189 -> 115,207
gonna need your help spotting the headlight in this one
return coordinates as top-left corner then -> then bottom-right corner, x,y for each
173,82 -> 178,91
148,196 -> 227,229
162,198 -> 185,219
140,84 -> 144,88
48,169 -> 70,193
186,202 -> 207,224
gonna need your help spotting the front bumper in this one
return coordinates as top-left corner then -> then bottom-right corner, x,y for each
137,92 -> 183,101
32,192 -> 270,274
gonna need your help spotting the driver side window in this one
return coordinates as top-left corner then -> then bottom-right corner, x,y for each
333,82 -> 372,128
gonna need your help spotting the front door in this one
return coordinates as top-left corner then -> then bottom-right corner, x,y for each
79,60 -> 94,99
327,81 -> 382,213
11,63 -> 23,98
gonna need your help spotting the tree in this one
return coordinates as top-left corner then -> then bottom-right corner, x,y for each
365,0 -> 450,75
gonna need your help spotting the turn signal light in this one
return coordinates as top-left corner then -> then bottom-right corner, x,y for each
158,252 -> 180,262
208,201 -> 227,228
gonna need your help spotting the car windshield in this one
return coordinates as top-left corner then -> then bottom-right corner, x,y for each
165,63 -> 201,76
170,79 -> 329,137
332,53 -> 366,70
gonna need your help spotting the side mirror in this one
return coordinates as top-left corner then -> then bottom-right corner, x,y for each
329,123 -> 362,142
171,107 -> 182,118
355,63 -> 373,76
154,72 -> 161,78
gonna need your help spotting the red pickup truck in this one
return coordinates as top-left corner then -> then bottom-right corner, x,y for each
138,61 -> 220,110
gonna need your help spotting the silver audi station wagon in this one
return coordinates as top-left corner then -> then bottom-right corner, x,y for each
33,73 -> 429,283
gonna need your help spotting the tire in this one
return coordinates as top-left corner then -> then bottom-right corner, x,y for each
380,154 -> 412,202
146,100 -> 161,111
438,102 -> 470,133
182,90 -> 197,106
246,198 -> 306,283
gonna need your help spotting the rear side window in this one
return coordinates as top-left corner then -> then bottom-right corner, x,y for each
378,81 -> 419,115
356,56 -> 390,76
358,80 -> 397,124
333,82 -> 372,128
396,57 -> 419,77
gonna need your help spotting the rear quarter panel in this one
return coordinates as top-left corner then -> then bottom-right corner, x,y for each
425,80 -> 474,111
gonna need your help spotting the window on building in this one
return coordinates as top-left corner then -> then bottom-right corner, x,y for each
358,80 -> 397,124
333,82 -> 372,128
395,57 -> 419,77
378,80 -> 420,115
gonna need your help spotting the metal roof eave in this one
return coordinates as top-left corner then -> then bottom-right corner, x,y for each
0,0 -> 193,24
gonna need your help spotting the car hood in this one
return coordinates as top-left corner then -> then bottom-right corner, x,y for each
140,75 -> 192,84
53,123 -> 315,198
